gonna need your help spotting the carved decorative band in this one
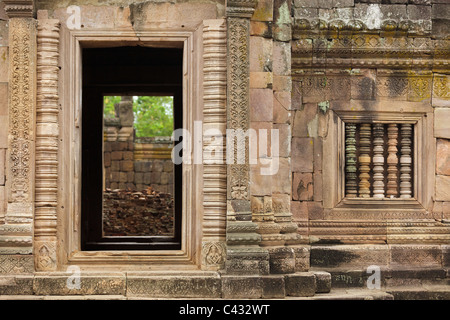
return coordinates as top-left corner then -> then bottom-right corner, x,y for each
34,19 -> 60,271
3,0 -> 33,18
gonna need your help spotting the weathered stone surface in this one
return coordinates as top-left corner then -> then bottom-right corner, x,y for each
250,89 -> 273,122
250,37 -> 273,73
435,108 -> 450,139
33,273 -> 126,296
291,137 -> 314,172
313,271 -> 332,293
0,255 -> 34,274
273,41 -> 290,76
436,175 -> 450,201
250,72 -> 272,89
271,157 -> 291,194
390,245 -> 442,268
291,200 -> 308,221
293,246 -> 310,272
250,21 -> 272,38
261,275 -> 285,298
436,139 -> 450,175
432,19 -> 450,39
307,202 -> 324,220
127,274 -> 221,298
273,92 -> 291,123
0,48 -> 7,83
0,275 -> 33,295
274,124 -> 290,157
252,0 -> 273,22
432,3 -> 450,19
221,276 -> 263,299
292,104 -> 318,138
292,173 -> 313,201
268,247 -> 296,274
284,272 -> 316,297
310,245 -> 390,268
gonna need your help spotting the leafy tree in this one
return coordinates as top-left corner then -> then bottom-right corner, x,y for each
133,96 -> 174,137
103,95 -> 174,137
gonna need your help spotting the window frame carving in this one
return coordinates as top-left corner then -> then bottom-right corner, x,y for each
323,102 -> 435,220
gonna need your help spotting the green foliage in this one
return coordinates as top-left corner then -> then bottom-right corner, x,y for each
103,95 -> 174,138
133,96 -> 174,137
103,96 -> 121,118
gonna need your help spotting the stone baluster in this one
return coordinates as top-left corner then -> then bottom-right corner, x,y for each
386,124 -> 399,198
358,123 -> 372,198
400,124 -> 412,199
372,124 -> 385,199
345,123 -> 357,197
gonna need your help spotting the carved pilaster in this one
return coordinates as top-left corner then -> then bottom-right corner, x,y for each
0,17 -> 36,258
34,19 -> 60,271
225,0 -> 269,275
201,19 -> 227,270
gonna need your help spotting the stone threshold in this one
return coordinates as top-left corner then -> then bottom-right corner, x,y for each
0,271 -> 332,299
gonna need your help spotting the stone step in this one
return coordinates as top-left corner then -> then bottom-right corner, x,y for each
386,285 -> 450,300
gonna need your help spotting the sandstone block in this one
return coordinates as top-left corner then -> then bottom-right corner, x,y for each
0,148 -> 4,185
111,161 -> 120,172
221,276 -> 263,299
0,115 -> 6,147
273,75 -> 291,92
390,245 -> 442,268
436,175 -> 450,201
268,247 -> 296,274
0,275 -> 33,295
33,273 -> 126,296
432,3 -> 450,19
153,160 -> 164,172
435,108 -> 450,139
104,152 -> 111,167
120,160 -> 134,172
0,84 -> 7,116
111,151 -> 122,161
273,41 -> 291,76
271,158 -> 291,194
436,139 -> 450,175
127,274 -> 221,298
291,201 -> 308,221
291,137 -> 314,172
292,173 -> 313,201
292,105 -> 318,137
273,123 -> 290,157
408,4 -> 432,20
313,172 -> 323,201
250,72 -> 273,89
250,163 -> 273,196
250,21 -> 272,38
250,37 -> 273,73
307,201 -> 324,220
250,89 -> 273,122
293,246 -> 310,272
432,19 -> 450,39
284,272 -> 316,297
261,275 -> 285,298
310,245 -> 390,269
273,92 -> 291,123
314,271 -> 332,293
252,0 -> 274,21
0,48 -> 8,82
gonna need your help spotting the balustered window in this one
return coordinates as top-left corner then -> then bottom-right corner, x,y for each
344,123 -> 414,199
